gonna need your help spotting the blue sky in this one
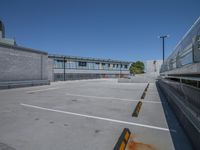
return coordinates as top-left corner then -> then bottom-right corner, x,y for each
0,0 -> 199,61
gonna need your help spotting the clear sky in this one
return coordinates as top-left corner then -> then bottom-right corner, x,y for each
0,0 -> 199,61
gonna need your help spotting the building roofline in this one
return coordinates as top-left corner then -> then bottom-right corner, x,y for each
0,42 -> 48,55
0,40 -> 132,63
48,54 -> 132,64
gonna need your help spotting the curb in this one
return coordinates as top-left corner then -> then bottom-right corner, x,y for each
141,83 -> 149,99
132,101 -> 143,117
113,128 -> 131,150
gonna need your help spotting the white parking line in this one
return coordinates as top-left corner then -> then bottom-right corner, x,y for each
65,93 -> 162,104
21,103 -> 170,131
26,87 -> 59,94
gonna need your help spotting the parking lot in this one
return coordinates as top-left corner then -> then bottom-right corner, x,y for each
0,79 -> 192,150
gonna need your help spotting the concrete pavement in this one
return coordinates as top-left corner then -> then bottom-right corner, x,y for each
0,79 -> 193,150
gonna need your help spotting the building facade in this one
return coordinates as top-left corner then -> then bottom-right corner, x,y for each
0,20 -> 131,88
0,42 -> 50,89
0,20 -> 49,89
48,55 -> 131,81
145,60 -> 163,75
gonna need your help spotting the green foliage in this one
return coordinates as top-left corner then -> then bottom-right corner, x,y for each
129,61 -> 144,74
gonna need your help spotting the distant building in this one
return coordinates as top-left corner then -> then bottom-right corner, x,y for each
0,20 -> 131,88
48,55 -> 131,81
145,60 -> 163,74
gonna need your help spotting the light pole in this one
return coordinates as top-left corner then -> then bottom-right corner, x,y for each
158,35 -> 169,63
63,57 -> 66,81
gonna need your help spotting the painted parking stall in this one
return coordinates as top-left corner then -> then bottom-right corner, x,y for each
0,79 -> 192,150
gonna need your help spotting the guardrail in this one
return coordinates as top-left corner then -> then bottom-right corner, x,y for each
157,79 -> 200,150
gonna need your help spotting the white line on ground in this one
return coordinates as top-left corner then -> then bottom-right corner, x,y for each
26,87 -> 59,94
21,103 -> 170,131
65,93 -> 162,104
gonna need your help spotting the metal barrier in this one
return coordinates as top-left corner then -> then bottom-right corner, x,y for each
157,79 -> 200,150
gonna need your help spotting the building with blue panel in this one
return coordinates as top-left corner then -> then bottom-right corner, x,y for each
0,20 -> 131,88
48,54 -> 131,81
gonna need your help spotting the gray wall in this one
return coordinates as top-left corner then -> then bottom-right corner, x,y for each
0,43 -> 48,82
145,60 -> 163,75
48,58 -> 54,81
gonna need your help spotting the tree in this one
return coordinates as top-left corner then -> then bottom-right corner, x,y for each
129,61 -> 144,74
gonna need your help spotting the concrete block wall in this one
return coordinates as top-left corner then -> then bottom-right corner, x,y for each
0,43 -> 48,82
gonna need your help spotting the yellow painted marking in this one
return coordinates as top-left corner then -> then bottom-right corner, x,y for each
119,141 -> 126,150
124,132 -> 130,141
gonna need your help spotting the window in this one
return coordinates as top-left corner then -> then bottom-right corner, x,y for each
54,59 -> 64,68
66,61 -> 76,69
102,63 -> 109,69
197,35 -> 200,42
124,65 -> 128,69
88,62 -> 94,69
113,64 -> 115,68
108,64 -> 110,67
78,61 -> 87,67
116,64 -> 119,68
94,63 -> 99,69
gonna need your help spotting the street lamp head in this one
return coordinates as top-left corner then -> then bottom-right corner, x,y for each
158,35 -> 170,39
158,34 -> 169,63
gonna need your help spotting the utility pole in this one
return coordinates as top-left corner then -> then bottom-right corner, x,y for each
159,35 -> 169,63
